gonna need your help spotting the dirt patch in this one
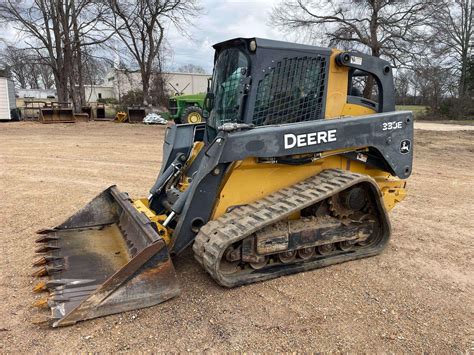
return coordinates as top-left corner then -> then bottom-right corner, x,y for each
0,122 -> 473,352
414,121 -> 474,131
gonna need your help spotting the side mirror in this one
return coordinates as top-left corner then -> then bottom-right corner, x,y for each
204,92 -> 215,112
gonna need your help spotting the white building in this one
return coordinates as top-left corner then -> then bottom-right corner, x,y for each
84,85 -> 115,102
165,72 -> 210,96
17,86 -> 115,103
106,69 -> 210,100
17,88 -> 56,99
12,69 -> 210,105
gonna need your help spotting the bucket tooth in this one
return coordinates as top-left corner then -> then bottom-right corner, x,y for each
33,297 -> 49,308
32,265 -> 63,277
33,281 -> 48,293
35,235 -> 58,243
36,228 -> 57,235
32,257 -> 48,267
32,267 -> 48,277
31,314 -> 52,325
35,245 -> 60,253
32,256 -> 62,267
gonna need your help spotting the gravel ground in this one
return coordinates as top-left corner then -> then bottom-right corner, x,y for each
0,121 -> 472,352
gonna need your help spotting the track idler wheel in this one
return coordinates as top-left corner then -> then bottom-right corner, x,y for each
297,247 -> 315,260
338,240 -> 355,251
318,243 -> 335,255
278,250 -> 296,264
249,256 -> 268,270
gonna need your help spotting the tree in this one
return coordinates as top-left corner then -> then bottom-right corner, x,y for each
394,70 -> 411,105
150,72 -> 170,107
104,0 -> 201,106
468,56 -> 474,114
0,46 -> 29,88
82,53 -> 111,85
39,62 -> 54,89
0,1 -> 112,108
177,63 -> 207,74
271,0 -> 431,96
413,65 -> 450,112
0,45 -> 54,89
468,56 -> 474,95
429,0 -> 473,101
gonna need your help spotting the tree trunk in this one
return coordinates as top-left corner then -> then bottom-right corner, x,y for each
142,69 -> 150,106
72,9 -> 86,108
459,48 -> 469,99
55,72 -> 68,102
364,8 -> 380,101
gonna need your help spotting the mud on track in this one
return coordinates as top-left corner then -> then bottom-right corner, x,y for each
0,122 -> 472,352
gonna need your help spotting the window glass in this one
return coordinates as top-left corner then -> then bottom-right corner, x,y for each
208,48 -> 248,128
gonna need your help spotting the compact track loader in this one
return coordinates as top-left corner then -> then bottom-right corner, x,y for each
32,38 -> 413,327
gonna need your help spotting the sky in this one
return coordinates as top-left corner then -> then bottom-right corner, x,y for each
1,0 -> 294,74
165,0 -> 288,73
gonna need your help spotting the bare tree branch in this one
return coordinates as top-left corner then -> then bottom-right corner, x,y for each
102,0 -> 202,106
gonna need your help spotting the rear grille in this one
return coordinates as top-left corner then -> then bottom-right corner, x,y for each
168,99 -> 178,116
252,56 -> 327,126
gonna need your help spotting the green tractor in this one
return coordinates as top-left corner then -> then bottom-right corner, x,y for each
168,93 -> 206,124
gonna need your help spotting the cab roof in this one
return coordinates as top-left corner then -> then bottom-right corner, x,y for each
213,37 -> 331,55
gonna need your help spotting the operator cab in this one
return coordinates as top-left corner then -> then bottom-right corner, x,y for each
202,37 -> 394,142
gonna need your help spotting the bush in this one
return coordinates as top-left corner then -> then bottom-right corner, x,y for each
418,97 -> 473,120
120,90 -> 144,107
97,97 -> 119,105
149,73 -> 170,107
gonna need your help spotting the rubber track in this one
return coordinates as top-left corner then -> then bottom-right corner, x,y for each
193,169 -> 390,287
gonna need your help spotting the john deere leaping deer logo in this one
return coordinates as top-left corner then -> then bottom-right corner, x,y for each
400,139 -> 411,154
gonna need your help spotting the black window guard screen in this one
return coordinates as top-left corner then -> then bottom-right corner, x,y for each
252,56 -> 327,126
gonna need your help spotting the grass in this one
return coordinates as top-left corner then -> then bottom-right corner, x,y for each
396,105 -> 474,125
396,105 -> 428,118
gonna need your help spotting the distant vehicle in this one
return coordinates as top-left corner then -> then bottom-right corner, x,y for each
168,93 -> 205,124
0,77 -> 20,121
